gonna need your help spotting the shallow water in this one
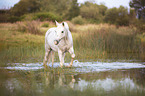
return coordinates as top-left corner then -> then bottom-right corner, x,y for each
0,60 -> 145,96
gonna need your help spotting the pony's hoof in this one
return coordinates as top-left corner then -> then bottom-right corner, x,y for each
43,65 -> 49,69
60,65 -> 63,68
66,65 -> 72,68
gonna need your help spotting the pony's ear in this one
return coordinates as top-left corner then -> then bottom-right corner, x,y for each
55,20 -> 59,26
62,22 -> 65,26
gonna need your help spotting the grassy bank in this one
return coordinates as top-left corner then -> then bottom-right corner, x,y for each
0,22 -> 144,66
0,23 -> 45,65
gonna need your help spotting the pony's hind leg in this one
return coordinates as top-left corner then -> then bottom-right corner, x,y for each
43,49 -> 51,68
47,50 -> 52,65
51,51 -> 55,67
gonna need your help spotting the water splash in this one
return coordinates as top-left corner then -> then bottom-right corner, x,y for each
2,60 -> 145,73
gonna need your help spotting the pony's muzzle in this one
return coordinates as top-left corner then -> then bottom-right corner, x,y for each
54,40 -> 59,45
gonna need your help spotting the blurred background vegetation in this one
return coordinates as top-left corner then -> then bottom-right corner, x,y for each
0,0 -> 144,26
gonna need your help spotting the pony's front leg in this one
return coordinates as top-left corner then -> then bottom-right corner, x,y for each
58,50 -> 65,68
68,47 -> 75,67
43,49 -> 51,68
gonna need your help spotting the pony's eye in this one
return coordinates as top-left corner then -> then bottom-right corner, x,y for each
61,31 -> 64,33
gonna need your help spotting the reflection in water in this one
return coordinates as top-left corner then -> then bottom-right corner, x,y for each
76,78 -> 141,91
43,72 -> 76,90
0,61 -> 145,96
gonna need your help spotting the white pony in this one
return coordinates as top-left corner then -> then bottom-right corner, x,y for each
43,21 -> 75,68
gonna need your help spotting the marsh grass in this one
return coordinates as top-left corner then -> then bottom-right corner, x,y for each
0,23 -> 45,65
16,20 -> 42,35
0,22 -> 144,65
0,44 -> 44,65
73,25 -> 142,60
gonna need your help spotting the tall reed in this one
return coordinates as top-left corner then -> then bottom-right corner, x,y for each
73,26 -> 141,59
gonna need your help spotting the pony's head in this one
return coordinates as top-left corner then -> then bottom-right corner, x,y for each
54,20 -> 69,45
